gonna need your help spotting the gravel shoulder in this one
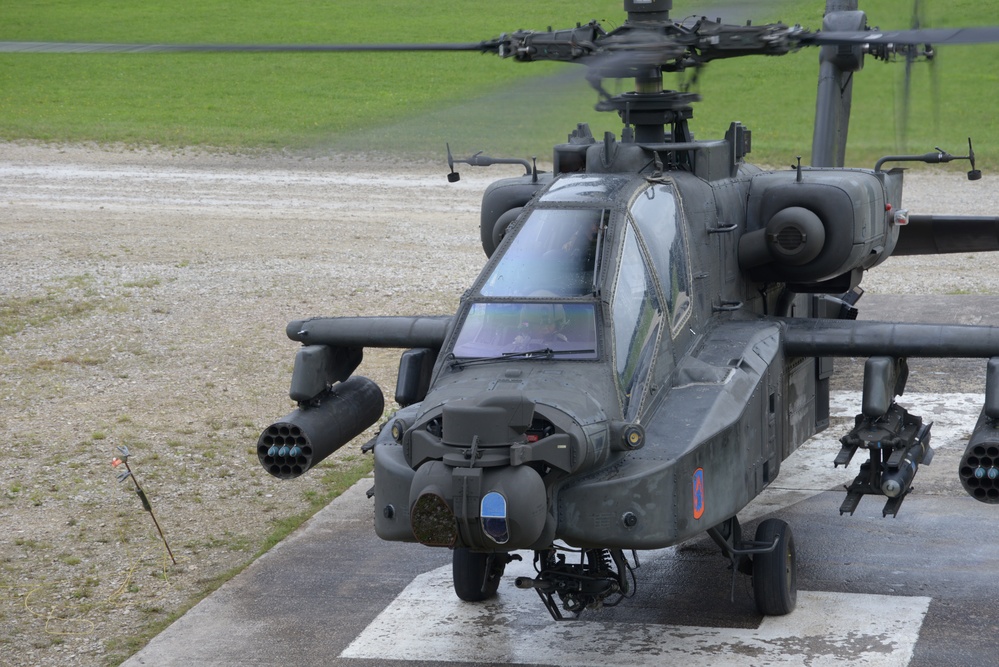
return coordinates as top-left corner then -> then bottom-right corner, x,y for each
0,142 -> 493,666
0,142 -> 996,666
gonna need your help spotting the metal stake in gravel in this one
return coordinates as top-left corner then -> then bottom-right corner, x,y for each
112,445 -> 177,565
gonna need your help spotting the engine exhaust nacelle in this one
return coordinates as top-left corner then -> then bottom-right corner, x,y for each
739,169 -> 898,292
258,375 -> 384,479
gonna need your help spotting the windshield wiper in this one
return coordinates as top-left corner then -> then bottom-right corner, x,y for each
449,347 -> 596,369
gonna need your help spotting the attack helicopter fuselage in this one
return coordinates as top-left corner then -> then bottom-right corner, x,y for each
257,108 -> 931,616
250,0 -> 999,619
369,130 -> 905,553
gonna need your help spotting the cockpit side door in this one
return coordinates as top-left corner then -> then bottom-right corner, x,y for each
610,222 -> 664,421
618,182 -> 695,416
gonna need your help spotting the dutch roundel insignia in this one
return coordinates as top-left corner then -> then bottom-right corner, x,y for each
692,468 -> 705,520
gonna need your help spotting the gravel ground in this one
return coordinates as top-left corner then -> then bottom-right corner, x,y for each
0,142 -> 996,666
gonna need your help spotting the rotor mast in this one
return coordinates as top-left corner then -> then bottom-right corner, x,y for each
625,0 -> 670,100
606,0 -> 695,144
624,0 -> 672,23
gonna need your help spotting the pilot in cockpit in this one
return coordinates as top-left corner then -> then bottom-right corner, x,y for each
560,220 -> 600,261
511,302 -> 568,351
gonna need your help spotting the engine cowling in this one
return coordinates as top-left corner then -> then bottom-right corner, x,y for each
738,169 -> 898,291
479,175 -> 551,256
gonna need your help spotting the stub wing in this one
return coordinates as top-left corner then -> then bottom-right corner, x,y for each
287,315 -> 452,349
782,318 -> 999,358
894,215 -> 999,256
257,315 -> 455,482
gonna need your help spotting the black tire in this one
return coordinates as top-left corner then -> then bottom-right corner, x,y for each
452,548 -> 503,602
752,518 -> 797,616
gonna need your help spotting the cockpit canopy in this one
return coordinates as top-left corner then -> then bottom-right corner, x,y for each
449,173 -> 693,421
480,208 -> 604,298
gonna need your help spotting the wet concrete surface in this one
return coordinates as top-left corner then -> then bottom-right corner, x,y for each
122,474 -> 999,667
783,493 -> 999,667
123,293 -> 999,666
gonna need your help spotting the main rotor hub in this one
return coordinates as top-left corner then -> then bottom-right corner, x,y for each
596,90 -> 698,143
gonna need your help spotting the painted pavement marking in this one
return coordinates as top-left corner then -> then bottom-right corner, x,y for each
342,556 -> 930,666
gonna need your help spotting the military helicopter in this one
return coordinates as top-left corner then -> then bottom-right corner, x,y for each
10,0 -> 999,620
250,0 -> 999,620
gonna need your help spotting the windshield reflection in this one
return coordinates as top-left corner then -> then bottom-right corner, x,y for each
452,302 -> 598,359
481,208 -> 604,297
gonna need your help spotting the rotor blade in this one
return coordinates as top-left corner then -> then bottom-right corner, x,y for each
898,46 -> 914,151
580,45 -> 687,79
898,0 -> 921,151
804,26 -> 999,47
0,41 -> 489,54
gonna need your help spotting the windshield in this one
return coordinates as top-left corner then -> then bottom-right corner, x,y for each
481,208 -> 605,297
451,302 -> 598,359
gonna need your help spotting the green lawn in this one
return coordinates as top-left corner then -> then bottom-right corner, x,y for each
2,0 -> 997,167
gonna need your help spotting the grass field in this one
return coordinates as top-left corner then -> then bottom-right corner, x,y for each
2,0 -> 998,167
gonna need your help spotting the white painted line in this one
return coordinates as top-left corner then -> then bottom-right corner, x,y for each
343,391 -> 972,665
342,556 -> 931,666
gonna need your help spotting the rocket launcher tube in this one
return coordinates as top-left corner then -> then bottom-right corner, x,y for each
258,376 -> 384,480
960,409 -> 999,504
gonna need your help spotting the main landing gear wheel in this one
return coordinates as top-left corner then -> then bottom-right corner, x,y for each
752,518 -> 797,615
452,548 -> 504,601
